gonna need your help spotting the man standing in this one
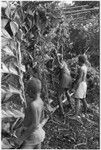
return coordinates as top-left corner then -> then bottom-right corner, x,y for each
51,49 -> 72,118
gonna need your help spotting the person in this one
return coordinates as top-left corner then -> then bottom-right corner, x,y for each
50,49 -> 72,118
17,77 -> 45,149
71,54 -> 88,119
57,53 -> 72,108
56,53 -> 72,119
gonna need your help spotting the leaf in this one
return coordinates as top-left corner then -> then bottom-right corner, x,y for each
2,108 -> 24,119
1,37 -> 9,48
9,40 -> 17,51
9,65 -> 19,76
1,85 -> 13,102
2,110 -> 13,118
17,7 -> 23,23
16,29 -> 23,41
1,63 -> 9,73
14,12 -> 21,25
2,110 -> 15,119
2,28 -> 12,39
4,92 -> 13,103
10,21 -> 18,36
8,85 -> 21,95
2,46 -> 14,56
1,19 -> 9,28
5,6 -> 11,18
2,138 -> 12,149
11,109 -> 24,118
2,87 -> 13,102
2,122 -> 10,132
1,88 -> 7,101
20,64 -> 26,72
2,55 -> 17,64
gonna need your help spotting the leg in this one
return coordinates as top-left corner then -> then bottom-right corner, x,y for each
21,142 -> 41,149
69,98 -> 83,124
57,89 -> 65,116
58,92 -> 65,116
33,143 -> 41,149
75,98 -> 81,116
21,141 -> 34,149
65,89 -> 72,108
82,98 -> 87,114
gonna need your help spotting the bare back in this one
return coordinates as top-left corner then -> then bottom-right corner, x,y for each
80,64 -> 87,82
31,98 -> 44,127
23,97 -> 44,128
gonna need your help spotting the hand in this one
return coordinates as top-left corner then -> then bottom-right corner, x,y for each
10,136 -> 23,146
71,88 -> 75,93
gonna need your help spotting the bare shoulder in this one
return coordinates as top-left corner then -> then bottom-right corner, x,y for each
31,98 -> 44,108
81,65 -> 87,72
30,101 -> 36,110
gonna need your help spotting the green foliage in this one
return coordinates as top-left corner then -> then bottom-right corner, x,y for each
1,1 -> 100,149
1,1 -> 26,148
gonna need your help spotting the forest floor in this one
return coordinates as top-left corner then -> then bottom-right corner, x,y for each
42,101 -> 100,149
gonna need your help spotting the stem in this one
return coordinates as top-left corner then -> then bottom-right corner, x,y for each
40,36 -> 50,105
17,41 -> 27,107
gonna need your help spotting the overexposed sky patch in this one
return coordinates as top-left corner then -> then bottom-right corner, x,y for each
60,0 -> 73,4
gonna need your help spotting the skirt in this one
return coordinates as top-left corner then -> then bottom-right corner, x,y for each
74,81 -> 87,99
25,125 -> 45,146
60,73 -> 72,89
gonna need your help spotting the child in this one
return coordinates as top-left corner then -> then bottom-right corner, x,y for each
72,55 -> 88,118
18,77 -> 45,149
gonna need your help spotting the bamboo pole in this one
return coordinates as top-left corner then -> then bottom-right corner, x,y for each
62,5 -> 89,11
57,8 -> 99,19
64,7 -> 99,15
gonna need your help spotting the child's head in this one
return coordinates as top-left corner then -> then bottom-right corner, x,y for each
78,55 -> 87,66
26,77 -> 42,99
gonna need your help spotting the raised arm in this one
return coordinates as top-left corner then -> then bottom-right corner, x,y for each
52,49 -> 63,68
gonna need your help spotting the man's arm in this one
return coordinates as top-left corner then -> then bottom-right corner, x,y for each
52,49 -> 62,67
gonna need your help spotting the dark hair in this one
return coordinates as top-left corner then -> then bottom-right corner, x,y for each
78,55 -> 87,64
26,77 -> 41,99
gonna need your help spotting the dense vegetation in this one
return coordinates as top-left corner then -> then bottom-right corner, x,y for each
1,1 -> 100,149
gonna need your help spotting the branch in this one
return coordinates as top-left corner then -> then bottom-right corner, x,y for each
17,41 -> 27,107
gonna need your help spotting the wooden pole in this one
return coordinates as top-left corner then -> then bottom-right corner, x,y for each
64,7 -> 99,15
62,5 -> 89,11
